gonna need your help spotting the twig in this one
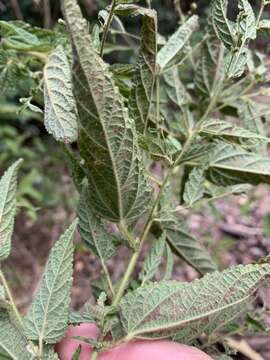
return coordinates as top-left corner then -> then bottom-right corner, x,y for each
0,268 -> 23,327
226,337 -> 264,360
100,0 -> 116,57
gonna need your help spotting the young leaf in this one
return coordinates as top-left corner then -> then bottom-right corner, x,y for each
139,131 -> 181,163
78,184 -> 116,261
224,0 -> 256,78
63,0 -> 152,222
0,21 -> 40,51
163,219 -> 216,275
195,37 -> 224,97
224,46 -> 248,78
0,159 -> 23,261
183,167 -> 205,207
162,66 -> 191,108
0,311 -> 33,360
139,232 -> 166,285
44,45 -> 78,144
157,15 -> 199,72
237,99 -> 264,136
200,119 -> 268,143
24,219 -> 78,344
120,262 -> 270,340
207,141 -> 270,186
44,346 -> 60,360
237,0 -> 256,41
128,8 -> 157,132
210,0 -> 235,49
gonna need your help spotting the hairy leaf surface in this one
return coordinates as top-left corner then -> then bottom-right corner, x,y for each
120,263 -> 270,339
200,119 -> 268,143
24,220 -> 77,344
210,0 -> 235,49
44,45 -> 78,143
128,8 -> 157,132
0,311 -> 33,360
207,141 -> 270,186
139,233 -> 166,284
183,167 -> 205,206
157,15 -> 199,71
78,184 -> 116,261
195,37 -> 224,97
63,0 -> 152,222
0,159 -> 23,261
162,219 -> 216,275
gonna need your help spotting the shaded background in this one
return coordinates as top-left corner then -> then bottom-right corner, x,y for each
1,1 -> 270,359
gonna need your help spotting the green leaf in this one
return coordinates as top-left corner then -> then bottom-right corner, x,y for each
0,159 -> 23,261
195,37 -> 224,97
183,167 -> 205,206
224,0 -> 256,78
173,297 -> 250,344
236,100 -> 264,136
0,311 -> 33,360
207,141 -> 270,186
157,15 -> 199,72
69,300 -> 95,325
119,262 -> 270,340
71,346 -> 81,360
63,0 -> 152,222
162,66 -> 191,108
210,0 -> 236,49
258,19 -> 270,35
139,233 -> 166,285
163,219 -> 216,275
24,219 -> 78,344
200,119 -> 268,143
237,0 -> 256,41
128,8 -> 157,132
78,184 -> 116,261
43,346 -> 60,360
44,45 -> 78,144
224,46 -> 248,78
0,21 -> 40,51
0,20 -> 67,52
139,131 -> 181,163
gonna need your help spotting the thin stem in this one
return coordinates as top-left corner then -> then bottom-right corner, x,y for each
90,350 -> 99,360
174,0 -> 185,23
100,258 -> 115,299
112,82 -> 220,306
112,135 -> 195,306
0,269 -> 23,327
118,221 -> 137,250
100,0 -> 116,57
257,1 -> 265,26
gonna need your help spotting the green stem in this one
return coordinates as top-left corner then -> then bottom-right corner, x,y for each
112,81 -> 220,306
257,1 -> 265,26
90,350 -> 99,360
100,258 -> 115,299
112,134 -> 195,306
100,0 -> 116,57
0,269 -> 23,327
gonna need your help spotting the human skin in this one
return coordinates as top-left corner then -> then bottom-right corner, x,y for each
56,324 -> 213,360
